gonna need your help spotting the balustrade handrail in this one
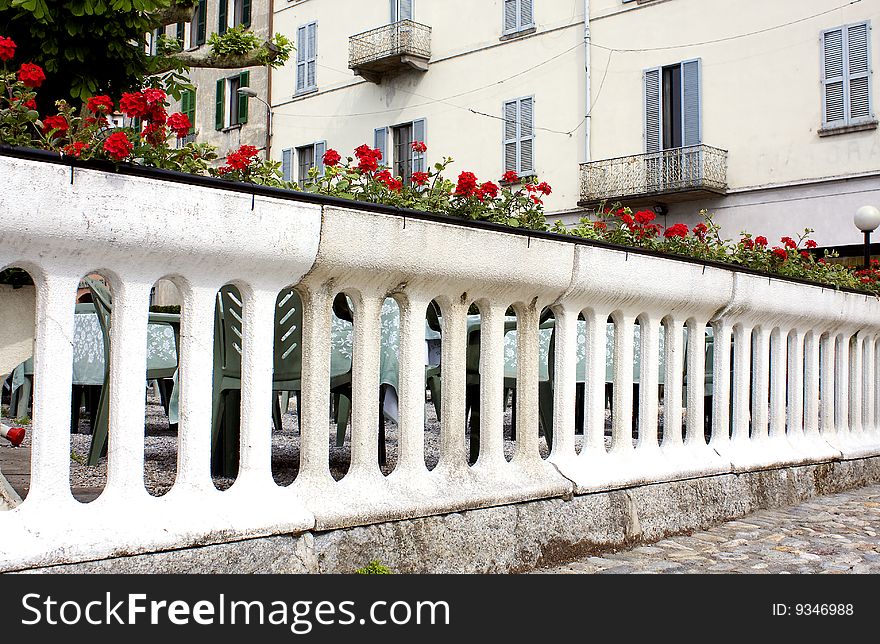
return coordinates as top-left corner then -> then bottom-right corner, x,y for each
349,19 -> 432,68
1,150 -> 879,573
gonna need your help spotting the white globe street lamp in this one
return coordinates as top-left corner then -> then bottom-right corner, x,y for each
854,205 -> 880,269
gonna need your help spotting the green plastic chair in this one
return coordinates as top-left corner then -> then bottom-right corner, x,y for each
83,277 -> 180,465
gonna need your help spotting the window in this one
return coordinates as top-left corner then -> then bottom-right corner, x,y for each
822,22 -> 874,130
215,71 -> 249,130
503,97 -> 534,176
284,142 -> 326,182
391,0 -> 413,22
148,28 -> 162,56
295,22 -> 318,94
644,59 -> 701,152
374,119 -> 426,182
193,0 -> 207,47
503,0 -> 534,36
219,0 -> 251,34
177,90 -> 197,147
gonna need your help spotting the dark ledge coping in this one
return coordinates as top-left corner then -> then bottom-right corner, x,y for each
0,144 -> 874,298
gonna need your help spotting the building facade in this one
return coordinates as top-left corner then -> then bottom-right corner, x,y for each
159,0 -> 273,161
269,0 -> 878,248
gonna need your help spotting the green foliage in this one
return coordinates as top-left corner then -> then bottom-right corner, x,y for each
208,26 -> 294,68
354,560 -> 393,575
15,415 -> 30,425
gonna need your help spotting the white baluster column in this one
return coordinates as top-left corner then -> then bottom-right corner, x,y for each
685,318 -> 706,447
513,304 -> 541,462
349,294 -> 383,477
394,296 -> 428,475
582,309 -> 608,456
297,287 -> 333,484
611,313 -> 635,454
477,302 -> 507,467
731,324 -> 752,444
638,315 -> 660,452
662,318 -> 684,450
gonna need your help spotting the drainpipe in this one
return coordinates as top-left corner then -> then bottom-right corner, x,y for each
584,0 -> 591,163
266,0 -> 274,159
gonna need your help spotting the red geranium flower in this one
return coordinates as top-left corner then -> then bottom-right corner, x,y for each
694,222 -> 709,239
411,171 -> 430,186
119,91 -> 149,118
800,251 -> 811,259
146,103 -> 167,125
62,142 -> 89,158
480,181 -> 499,199
225,144 -> 259,170
411,141 -> 427,153
501,170 -> 519,183
781,236 -> 797,249
741,237 -> 755,250
103,131 -> 134,161
634,210 -> 656,225
84,116 -> 108,127
166,112 -> 192,139
86,95 -> 114,114
143,88 -> 167,105
593,221 -> 607,231
0,36 -> 16,62
771,247 -> 788,260
322,148 -> 341,167
535,181 -> 552,196
664,223 -> 689,239
354,144 -> 382,173
620,213 -> 634,227
755,236 -> 768,247
455,171 -> 479,197
141,122 -> 168,146
805,240 -> 818,249
17,63 -> 46,88
529,194 -> 543,205
41,114 -> 68,137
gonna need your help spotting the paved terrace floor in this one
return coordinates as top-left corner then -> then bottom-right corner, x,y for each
536,484 -> 880,574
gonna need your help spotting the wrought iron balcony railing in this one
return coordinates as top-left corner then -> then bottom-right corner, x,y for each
579,144 -> 728,206
349,20 -> 431,82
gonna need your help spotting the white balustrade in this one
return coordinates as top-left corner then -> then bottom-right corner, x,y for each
2,152 -> 880,571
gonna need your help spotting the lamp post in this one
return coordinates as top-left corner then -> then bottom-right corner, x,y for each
854,205 -> 880,270
236,86 -> 272,158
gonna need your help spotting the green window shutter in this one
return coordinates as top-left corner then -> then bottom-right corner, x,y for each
183,90 -> 196,133
215,78 -> 225,130
196,0 -> 207,45
237,71 -> 249,124
218,0 -> 228,35
242,0 -> 251,27
681,59 -> 702,147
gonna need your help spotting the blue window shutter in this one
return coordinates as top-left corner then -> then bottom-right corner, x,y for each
282,148 -> 293,182
822,28 -> 846,125
504,0 -> 517,33
296,25 -> 307,93
307,23 -> 317,90
521,0 -> 533,27
374,127 -> 387,164
315,140 -> 327,176
391,0 -> 397,22
681,59 -> 701,147
411,118 -> 426,172
399,0 -> 413,21
503,99 -> 518,172
847,22 -> 872,121
644,67 -> 662,152
520,97 -> 534,173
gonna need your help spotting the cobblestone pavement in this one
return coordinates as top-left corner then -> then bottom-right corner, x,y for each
538,485 -> 880,574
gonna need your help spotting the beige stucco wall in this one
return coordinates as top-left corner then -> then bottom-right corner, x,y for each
163,0 -> 272,160
268,0 -> 880,244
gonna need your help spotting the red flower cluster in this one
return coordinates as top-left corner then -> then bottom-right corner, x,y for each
226,144 -> 259,170
141,122 -> 167,147
664,223 -> 689,239
119,88 -> 167,124
634,210 -> 655,225
411,171 -> 430,186
501,170 -> 520,183
86,95 -> 114,114
741,237 -> 755,250
354,144 -> 382,173
780,236 -> 797,249
17,63 -> 45,88
454,171 -> 479,197
103,131 -> 134,161
771,247 -> 788,261
805,239 -> 818,249
166,112 -> 192,139
62,142 -> 89,158
119,92 -> 148,118
480,181 -> 499,200
755,236 -> 768,247
41,114 -> 68,137
593,221 -> 607,231
411,141 -> 427,154
694,222 -> 709,240
0,36 -> 15,62
375,169 -> 403,192
322,148 -> 341,167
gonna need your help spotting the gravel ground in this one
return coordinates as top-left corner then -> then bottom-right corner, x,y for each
2,390 -> 699,499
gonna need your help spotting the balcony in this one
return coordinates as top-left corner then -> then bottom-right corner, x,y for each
349,20 -> 431,83
579,144 -> 728,207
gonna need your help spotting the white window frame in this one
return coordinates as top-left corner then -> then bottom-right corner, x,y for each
503,96 -> 535,177
502,0 -> 535,37
821,21 -> 874,129
223,0 -> 248,30
225,75 -> 241,129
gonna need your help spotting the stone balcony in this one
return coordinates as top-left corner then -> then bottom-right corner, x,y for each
579,144 -> 729,208
349,20 -> 431,83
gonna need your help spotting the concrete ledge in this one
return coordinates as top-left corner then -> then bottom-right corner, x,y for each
12,456 -> 880,574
